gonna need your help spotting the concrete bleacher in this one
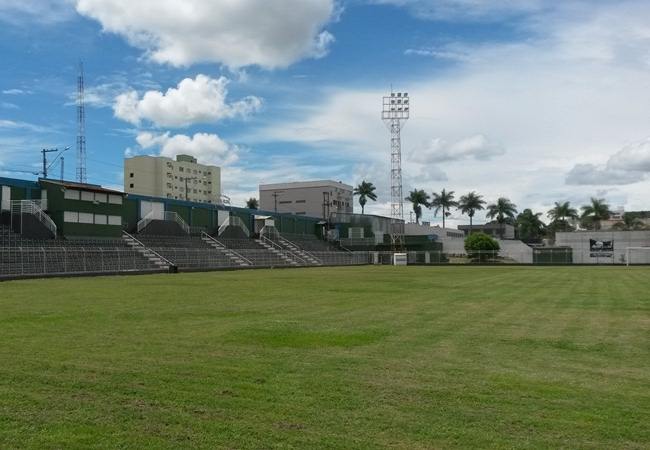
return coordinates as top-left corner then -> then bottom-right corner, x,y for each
0,224 -> 161,277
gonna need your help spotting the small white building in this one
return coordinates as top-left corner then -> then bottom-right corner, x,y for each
259,180 -> 353,219
555,230 -> 650,264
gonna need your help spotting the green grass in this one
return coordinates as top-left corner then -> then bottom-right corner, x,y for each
1,266 -> 649,449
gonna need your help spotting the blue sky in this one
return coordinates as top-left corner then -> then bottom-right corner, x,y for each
1,0 -> 650,225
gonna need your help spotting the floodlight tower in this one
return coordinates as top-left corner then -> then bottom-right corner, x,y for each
382,90 -> 410,250
76,61 -> 87,184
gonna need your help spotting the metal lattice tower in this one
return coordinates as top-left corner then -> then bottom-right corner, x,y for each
382,91 -> 410,250
76,61 -> 87,184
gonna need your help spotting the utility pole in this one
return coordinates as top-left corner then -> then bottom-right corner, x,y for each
60,157 -> 64,181
41,148 -> 59,179
272,190 -> 284,212
322,191 -> 331,220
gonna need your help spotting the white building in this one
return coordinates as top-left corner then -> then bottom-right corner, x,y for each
259,180 -> 353,219
124,155 -> 220,204
555,230 -> 650,264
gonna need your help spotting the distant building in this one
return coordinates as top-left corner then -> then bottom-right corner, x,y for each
259,180 -> 353,219
124,155 -> 220,204
458,222 -> 516,239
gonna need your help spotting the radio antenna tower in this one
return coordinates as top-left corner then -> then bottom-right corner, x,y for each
382,90 -> 410,250
76,61 -> 87,184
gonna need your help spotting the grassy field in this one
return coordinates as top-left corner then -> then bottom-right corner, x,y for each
1,266 -> 649,449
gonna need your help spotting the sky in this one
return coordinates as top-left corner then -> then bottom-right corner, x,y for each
1,0 -> 650,226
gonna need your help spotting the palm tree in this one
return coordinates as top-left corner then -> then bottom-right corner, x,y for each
353,180 -> 377,214
405,189 -> 430,224
547,201 -> 578,232
516,209 -> 546,242
458,191 -> 486,233
430,188 -> 458,229
580,197 -> 610,230
246,197 -> 259,210
486,197 -> 518,239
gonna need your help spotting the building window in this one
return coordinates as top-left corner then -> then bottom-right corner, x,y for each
279,200 -> 292,204
295,200 -> 306,204
94,193 -> 107,203
179,167 -> 184,172
108,194 -> 122,205
108,215 -> 121,226
94,214 -> 107,225
81,191 -> 94,202
64,211 -> 78,223
78,212 -> 94,224
129,183 -> 134,189
129,173 -> 134,178
295,212 -> 306,215
64,190 -> 80,200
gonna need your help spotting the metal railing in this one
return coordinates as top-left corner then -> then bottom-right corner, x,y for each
0,246 -> 165,277
122,231 -> 175,268
218,216 -> 250,237
277,235 -> 323,265
10,200 -> 57,237
201,231 -> 253,266
137,210 -> 190,234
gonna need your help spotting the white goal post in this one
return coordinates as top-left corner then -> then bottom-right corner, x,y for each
625,247 -> 650,266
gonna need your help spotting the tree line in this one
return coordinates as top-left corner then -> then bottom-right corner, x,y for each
352,181 -> 648,241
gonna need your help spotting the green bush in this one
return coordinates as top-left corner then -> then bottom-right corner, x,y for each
464,232 -> 500,262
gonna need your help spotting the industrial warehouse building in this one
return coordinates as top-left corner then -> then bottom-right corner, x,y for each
259,180 -> 353,219
124,154 -> 221,204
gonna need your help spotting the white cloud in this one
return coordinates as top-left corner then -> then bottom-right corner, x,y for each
2,89 -> 32,95
114,75 -> 261,128
371,0 -> 544,22
565,138 -> 650,185
607,138 -> 650,172
565,164 -> 643,186
412,135 -> 505,164
0,1 -> 74,25
75,0 -> 337,68
254,1 -> 650,218
136,131 -> 239,166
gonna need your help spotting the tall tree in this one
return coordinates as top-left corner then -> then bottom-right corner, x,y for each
430,188 -> 458,229
458,191 -> 486,232
246,197 -> 259,210
486,197 -> 518,239
547,201 -> 578,232
405,189 -> 430,224
516,209 -> 546,242
353,180 -> 377,214
580,197 -> 610,231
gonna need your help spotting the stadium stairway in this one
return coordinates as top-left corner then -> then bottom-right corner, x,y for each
200,232 -> 252,267
122,232 -> 173,271
275,235 -> 322,265
254,237 -> 300,266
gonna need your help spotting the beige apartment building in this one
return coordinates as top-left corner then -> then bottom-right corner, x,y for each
259,180 -> 353,219
124,155 -> 221,204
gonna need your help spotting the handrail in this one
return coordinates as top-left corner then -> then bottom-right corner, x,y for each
136,210 -> 190,234
136,210 -> 155,233
260,232 -> 308,265
201,231 -> 253,265
218,216 -> 250,237
278,235 -> 322,264
122,231 -> 175,268
11,200 -> 57,237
